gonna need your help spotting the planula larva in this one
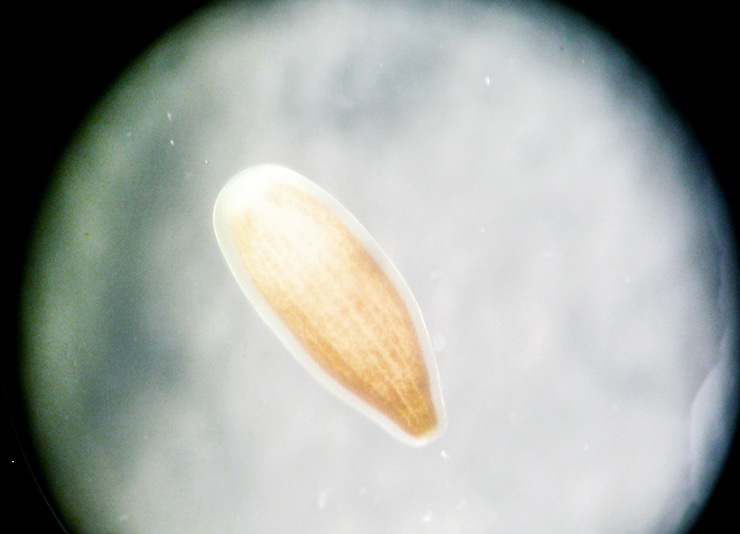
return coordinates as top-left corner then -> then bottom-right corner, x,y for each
213,165 -> 446,446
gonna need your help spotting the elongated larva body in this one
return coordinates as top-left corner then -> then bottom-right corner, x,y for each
213,165 -> 446,446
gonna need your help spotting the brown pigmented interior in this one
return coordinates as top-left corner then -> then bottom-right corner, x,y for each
230,183 -> 438,438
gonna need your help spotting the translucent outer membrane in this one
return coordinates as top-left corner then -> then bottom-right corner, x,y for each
213,165 -> 446,446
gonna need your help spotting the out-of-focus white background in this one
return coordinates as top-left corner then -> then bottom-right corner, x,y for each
12,0 -> 738,533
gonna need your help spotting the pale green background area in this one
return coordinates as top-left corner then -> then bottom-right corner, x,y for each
22,0 -> 737,532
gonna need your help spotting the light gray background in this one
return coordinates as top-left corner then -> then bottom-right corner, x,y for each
22,1 -> 737,532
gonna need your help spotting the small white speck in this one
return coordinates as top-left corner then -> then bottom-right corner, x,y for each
441,450 -> 449,459
166,111 -> 172,121
318,489 -> 329,510
583,443 -> 590,451
484,76 -> 491,86
169,139 -> 175,146
422,510 -> 433,522
428,270 -> 444,280
480,227 -> 487,233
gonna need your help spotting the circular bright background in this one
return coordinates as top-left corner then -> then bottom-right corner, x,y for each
18,1 -> 738,532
